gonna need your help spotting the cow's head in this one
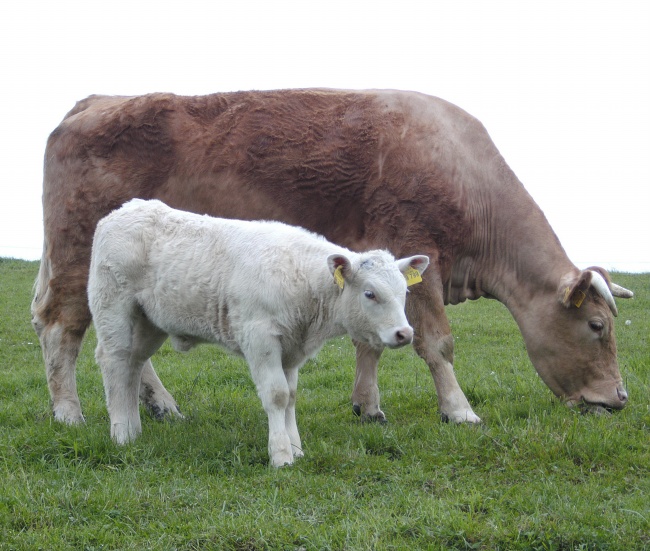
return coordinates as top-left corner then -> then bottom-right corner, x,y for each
517,267 -> 633,412
327,251 -> 430,349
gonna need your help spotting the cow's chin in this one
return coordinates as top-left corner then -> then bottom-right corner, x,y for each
564,388 -> 628,414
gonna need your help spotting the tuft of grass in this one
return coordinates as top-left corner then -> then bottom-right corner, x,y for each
1,258 -> 648,550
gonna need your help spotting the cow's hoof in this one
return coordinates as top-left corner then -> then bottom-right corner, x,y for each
441,410 -> 482,424
353,403 -> 387,423
363,412 -> 388,424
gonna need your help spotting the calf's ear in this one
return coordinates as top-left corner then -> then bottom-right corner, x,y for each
396,255 -> 430,276
327,254 -> 353,278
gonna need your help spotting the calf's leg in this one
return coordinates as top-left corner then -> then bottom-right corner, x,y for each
139,360 -> 183,420
244,336 -> 294,467
96,309 -> 168,444
283,367 -> 303,458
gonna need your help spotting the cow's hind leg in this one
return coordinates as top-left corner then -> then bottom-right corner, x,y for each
351,341 -> 386,422
35,321 -> 88,424
31,261 -> 90,425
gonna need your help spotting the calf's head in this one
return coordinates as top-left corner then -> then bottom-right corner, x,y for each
519,268 -> 633,412
327,251 -> 429,350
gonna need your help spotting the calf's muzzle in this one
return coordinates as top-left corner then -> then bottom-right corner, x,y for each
391,326 -> 414,348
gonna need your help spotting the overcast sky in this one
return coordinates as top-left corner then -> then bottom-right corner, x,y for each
1,0 -> 648,272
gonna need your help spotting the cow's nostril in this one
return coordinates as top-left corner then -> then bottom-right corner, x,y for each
617,388 -> 628,403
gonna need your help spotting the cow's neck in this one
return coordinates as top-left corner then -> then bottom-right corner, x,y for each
446,169 -> 576,314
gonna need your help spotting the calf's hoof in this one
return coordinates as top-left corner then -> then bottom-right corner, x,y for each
53,403 -> 85,425
292,445 -> 304,459
270,450 -> 294,468
111,423 -> 141,445
144,401 -> 185,421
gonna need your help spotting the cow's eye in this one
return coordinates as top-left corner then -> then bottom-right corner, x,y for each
364,290 -> 376,300
588,320 -> 604,333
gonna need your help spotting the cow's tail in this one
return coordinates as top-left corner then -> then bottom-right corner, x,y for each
31,240 -> 51,336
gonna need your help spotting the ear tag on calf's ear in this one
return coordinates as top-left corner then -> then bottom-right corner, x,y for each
334,265 -> 345,289
404,266 -> 423,287
564,286 -> 586,308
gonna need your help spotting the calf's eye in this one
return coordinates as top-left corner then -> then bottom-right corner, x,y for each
364,290 -> 376,300
588,320 -> 604,333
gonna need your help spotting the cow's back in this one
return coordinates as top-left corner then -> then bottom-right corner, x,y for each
44,90 -> 483,266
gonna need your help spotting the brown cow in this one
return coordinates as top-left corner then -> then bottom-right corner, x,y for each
31,89 -> 633,426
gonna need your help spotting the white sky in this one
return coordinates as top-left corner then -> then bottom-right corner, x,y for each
1,0 -> 648,272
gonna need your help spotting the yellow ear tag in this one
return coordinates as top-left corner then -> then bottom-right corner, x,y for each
334,265 -> 345,289
572,289 -> 586,308
564,287 -> 586,308
404,266 -> 423,287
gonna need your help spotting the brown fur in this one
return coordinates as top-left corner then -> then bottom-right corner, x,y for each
32,88 -> 630,424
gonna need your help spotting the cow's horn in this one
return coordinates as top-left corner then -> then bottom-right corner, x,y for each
589,271 -> 618,317
609,282 -> 634,299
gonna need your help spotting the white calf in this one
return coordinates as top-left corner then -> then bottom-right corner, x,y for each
88,199 -> 429,466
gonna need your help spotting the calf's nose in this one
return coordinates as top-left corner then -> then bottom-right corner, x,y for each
394,326 -> 414,347
617,387 -> 628,404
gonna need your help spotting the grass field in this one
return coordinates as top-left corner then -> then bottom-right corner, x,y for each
0,258 -> 648,550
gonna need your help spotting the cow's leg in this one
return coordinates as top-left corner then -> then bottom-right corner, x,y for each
407,287 -> 481,424
244,336 -> 293,467
351,341 -> 386,422
35,321 -> 87,424
283,367 -> 303,459
32,262 -> 91,424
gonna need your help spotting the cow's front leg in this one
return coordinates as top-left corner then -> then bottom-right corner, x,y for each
245,337 -> 294,467
407,286 -> 481,424
351,341 -> 386,422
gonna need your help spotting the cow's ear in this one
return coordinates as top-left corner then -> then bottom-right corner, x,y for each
558,270 -> 592,309
327,255 -> 353,289
396,255 -> 430,276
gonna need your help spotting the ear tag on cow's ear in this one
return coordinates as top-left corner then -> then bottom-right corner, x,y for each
334,265 -> 345,289
572,289 -> 586,308
404,266 -> 423,287
564,286 -> 586,308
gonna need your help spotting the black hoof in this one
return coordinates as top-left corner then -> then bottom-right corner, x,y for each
352,404 -> 362,417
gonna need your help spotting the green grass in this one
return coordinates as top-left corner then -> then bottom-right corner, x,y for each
1,258 -> 648,550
